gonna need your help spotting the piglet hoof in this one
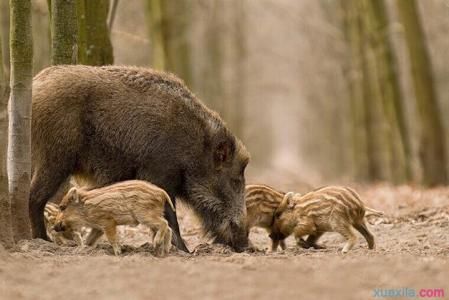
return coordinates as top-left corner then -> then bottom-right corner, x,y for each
312,244 -> 326,250
297,238 -> 311,249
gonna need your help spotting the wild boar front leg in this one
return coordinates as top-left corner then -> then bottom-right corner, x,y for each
85,228 -> 104,247
293,220 -> 316,247
271,239 -> 280,252
103,225 -> 121,256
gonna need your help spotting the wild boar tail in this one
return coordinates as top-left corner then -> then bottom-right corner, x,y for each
162,191 -> 176,212
276,192 -> 294,214
364,206 -> 383,217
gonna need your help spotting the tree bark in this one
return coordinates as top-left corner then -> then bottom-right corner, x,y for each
77,0 -> 113,65
50,0 -> 78,65
8,0 -> 33,241
396,0 -> 447,186
0,32 -> 14,248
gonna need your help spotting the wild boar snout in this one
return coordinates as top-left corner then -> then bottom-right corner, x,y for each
53,222 -> 66,232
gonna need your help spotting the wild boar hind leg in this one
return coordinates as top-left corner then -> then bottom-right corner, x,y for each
30,164 -> 72,239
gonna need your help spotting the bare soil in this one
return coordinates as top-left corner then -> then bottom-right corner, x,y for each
1,184 -> 448,300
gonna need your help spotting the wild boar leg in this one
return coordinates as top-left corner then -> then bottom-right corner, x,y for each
304,231 -> 326,249
163,198 -> 189,253
339,226 -> 358,253
271,239 -> 280,252
279,239 -> 287,250
293,221 -> 316,246
30,164 -> 71,240
103,225 -> 121,256
85,228 -> 104,247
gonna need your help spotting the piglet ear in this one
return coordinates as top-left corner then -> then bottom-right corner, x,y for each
214,141 -> 232,169
68,187 -> 80,204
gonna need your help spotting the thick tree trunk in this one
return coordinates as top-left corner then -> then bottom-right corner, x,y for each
50,0 -> 78,65
145,0 -> 166,70
396,0 -> 447,186
8,0 -> 33,241
362,0 -> 412,183
77,0 -> 113,65
0,34 -> 14,248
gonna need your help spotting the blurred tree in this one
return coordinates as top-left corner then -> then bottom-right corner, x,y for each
50,0 -> 77,65
0,0 -> 10,78
160,0 -> 192,86
107,0 -> 119,30
342,0 -> 392,181
228,0 -> 247,139
361,0 -> 412,183
342,0 -> 415,183
341,0 -> 369,180
77,0 -> 113,65
9,0 -> 33,241
396,0 -> 447,186
202,0 -> 224,114
0,34 -> 14,248
144,0 -> 192,84
145,0 -> 166,70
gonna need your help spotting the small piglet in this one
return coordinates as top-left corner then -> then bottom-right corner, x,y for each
245,184 -> 289,251
44,202 -> 84,246
54,180 -> 174,256
272,186 -> 382,253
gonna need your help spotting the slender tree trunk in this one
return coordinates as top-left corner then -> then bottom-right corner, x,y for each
8,0 -> 33,241
145,0 -> 166,70
0,0 -> 10,79
77,0 -> 113,65
50,0 -> 77,65
200,0 -> 223,114
160,0 -> 192,86
229,0 -> 247,139
0,33 -> 14,248
107,0 -> 119,30
341,0 -> 370,181
396,0 -> 447,186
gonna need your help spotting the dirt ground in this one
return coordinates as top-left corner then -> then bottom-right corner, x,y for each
1,183 -> 449,300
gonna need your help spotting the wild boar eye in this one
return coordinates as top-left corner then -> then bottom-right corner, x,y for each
59,205 -> 66,211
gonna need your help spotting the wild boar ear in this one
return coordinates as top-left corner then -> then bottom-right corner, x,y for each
214,141 -> 232,169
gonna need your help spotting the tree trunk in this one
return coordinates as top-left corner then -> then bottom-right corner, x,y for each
229,0 -> 247,140
160,0 -> 192,86
107,0 -> 119,30
145,0 -> 166,70
0,33 -> 14,248
0,0 -> 10,79
396,0 -> 447,186
50,0 -> 77,65
362,0 -> 412,183
77,0 -> 113,65
8,0 -> 33,241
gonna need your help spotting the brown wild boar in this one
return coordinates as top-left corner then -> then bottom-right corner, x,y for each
30,65 -> 250,252
272,186 -> 383,253
44,202 -> 84,246
53,180 -> 174,256
245,184 -> 288,251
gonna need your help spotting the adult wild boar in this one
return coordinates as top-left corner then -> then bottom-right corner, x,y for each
30,65 -> 250,252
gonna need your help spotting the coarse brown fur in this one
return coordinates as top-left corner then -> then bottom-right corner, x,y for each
273,186 -> 383,253
54,180 -> 174,256
30,65 -> 250,252
245,184 -> 288,251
